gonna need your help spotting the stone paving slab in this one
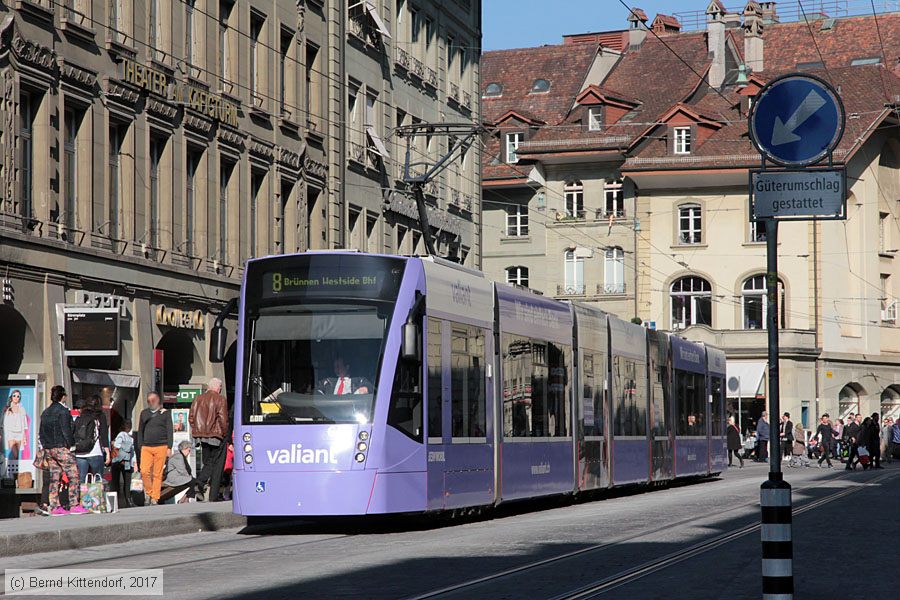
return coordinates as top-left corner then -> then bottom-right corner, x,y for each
0,502 -> 244,558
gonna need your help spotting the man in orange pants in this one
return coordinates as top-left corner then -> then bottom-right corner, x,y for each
137,392 -> 173,505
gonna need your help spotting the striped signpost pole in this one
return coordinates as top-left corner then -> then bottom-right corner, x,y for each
761,216 -> 793,599
748,74 -> 847,600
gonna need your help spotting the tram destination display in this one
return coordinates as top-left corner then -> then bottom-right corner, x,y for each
251,255 -> 406,302
64,307 -> 120,356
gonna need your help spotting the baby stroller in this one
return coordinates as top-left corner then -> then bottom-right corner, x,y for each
789,438 -> 810,468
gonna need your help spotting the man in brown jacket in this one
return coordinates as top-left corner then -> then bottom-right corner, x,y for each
189,377 -> 228,501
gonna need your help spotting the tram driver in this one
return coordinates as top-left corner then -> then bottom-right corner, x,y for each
317,356 -> 373,396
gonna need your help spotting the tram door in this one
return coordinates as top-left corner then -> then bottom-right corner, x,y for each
425,317 -> 495,511
425,318 -> 447,511
649,332 -> 674,481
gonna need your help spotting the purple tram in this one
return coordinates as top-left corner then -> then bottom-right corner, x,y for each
212,252 -> 728,517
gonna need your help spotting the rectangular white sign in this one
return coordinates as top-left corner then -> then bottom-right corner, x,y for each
5,569 -> 164,596
751,169 -> 844,220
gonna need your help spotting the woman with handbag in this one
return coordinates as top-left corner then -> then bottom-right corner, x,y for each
73,395 -> 110,483
111,420 -> 135,508
726,416 -> 743,468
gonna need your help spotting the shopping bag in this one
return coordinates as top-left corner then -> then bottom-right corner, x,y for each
16,472 -> 33,489
80,473 -> 105,512
130,477 -> 144,492
105,492 -> 119,514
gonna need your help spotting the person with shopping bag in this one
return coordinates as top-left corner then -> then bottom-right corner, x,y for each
38,386 -> 86,515
73,395 -> 111,483
111,420 -> 135,508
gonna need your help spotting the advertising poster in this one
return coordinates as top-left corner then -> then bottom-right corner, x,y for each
0,383 -> 38,488
170,408 -> 196,473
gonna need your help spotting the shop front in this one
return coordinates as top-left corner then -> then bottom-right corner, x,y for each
725,361 -> 766,435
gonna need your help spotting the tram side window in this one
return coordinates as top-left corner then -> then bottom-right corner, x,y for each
502,335 -> 570,438
582,353 -> 604,437
548,343 -> 570,437
675,371 -> 706,435
613,356 -> 647,437
650,354 -> 668,437
387,351 -> 423,442
427,318 -> 442,441
710,376 -> 724,436
451,324 -> 486,440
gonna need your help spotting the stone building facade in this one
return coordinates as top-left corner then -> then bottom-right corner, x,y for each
482,2 -> 900,432
0,0 -> 481,493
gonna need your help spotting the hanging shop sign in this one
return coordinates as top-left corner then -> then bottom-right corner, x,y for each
120,57 -> 240,127
155,305 -> 205,330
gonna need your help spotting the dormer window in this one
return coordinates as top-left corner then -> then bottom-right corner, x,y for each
531,78 -> 550,93
588,107 -> 602,131
673,126 -> 691,154
506,131 -> 523,164
484,82 -> 503,98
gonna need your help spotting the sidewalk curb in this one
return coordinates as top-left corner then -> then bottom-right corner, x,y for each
0,510 -> 247,558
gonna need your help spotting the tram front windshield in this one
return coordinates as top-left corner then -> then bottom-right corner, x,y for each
246,303 -> 392,424
242,254 -> 406,425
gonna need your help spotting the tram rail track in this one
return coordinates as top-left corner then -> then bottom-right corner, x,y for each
408,469 -> 897,600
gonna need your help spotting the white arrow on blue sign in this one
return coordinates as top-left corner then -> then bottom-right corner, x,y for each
749,73 -> 845,167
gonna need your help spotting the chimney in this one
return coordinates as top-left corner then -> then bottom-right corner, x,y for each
651,14 -> 681,35
706,1 -> 726,88
743,1 -> 764,72
626,7 -> 648,47
759,1 -> 779,24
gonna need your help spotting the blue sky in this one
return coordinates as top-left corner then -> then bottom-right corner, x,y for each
482,0 -> 707,51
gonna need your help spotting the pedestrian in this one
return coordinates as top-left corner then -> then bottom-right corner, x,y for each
726,416 -> 743,468
833,418 -> 844,459
137,392 -> 173,506
73,395 -> 111,484
868,413 -> 883,469
779,412 -> 793,462
38,386 -> 86,515
815,414 -> 835,468
857,416 -> 875,469
890,417 -> 900,463
756,412 -> 770,462
790,423 -> 809,468
158,441 -> 198,504
845,413 -> 862,470
189,377 -> 229,502
111,420 -> 135,508
880,417 -> 891,465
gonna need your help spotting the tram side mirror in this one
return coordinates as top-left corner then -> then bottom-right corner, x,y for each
401,322 -> 421,363
210,325 -> 228,363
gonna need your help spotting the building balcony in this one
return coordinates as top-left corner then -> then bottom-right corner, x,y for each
596,208 -> 626,220
448,82 -> 461,103
557,284 -> 586,296
425,67 -> 438,88
599,283 -> 626,295
395,47 -> 411,70
462,91 -> 473,110
411,58 -> 426,80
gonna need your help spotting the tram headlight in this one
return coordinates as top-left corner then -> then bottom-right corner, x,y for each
354,452 -> 366,463
242,432 -> 252,443
358,430 -> 370,441
243,443 -> 253,453
244,454 -> 254,464
357,441 -> 368,452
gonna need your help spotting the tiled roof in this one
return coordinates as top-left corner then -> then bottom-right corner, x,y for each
481,43 -> 599,180
481,11 -> 900,177
625,12 -> 900,170
761,13 -> 900,77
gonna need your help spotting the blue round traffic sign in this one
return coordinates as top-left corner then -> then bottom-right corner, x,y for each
749,73 -> 844,167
